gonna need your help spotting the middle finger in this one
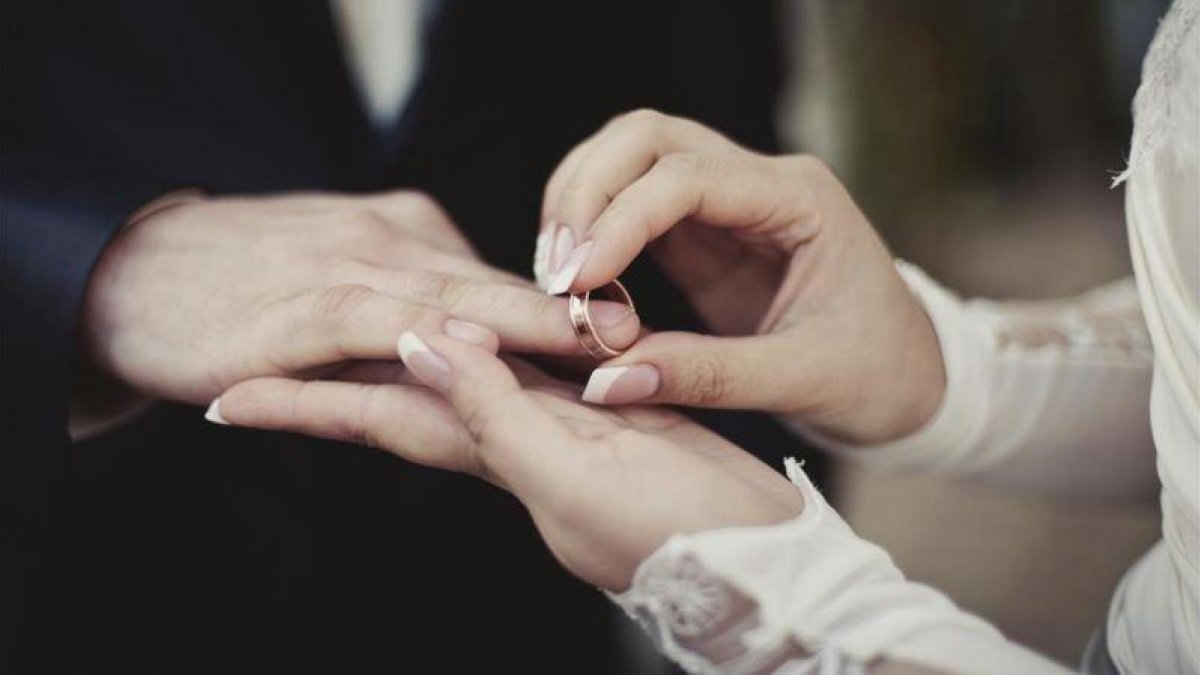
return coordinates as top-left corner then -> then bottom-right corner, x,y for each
351,264 -> 642,356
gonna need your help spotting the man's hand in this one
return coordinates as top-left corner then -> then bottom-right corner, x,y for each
81,190 -> 641,405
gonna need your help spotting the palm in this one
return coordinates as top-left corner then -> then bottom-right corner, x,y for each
220,335 -> 803,593
514,389 -> 801,590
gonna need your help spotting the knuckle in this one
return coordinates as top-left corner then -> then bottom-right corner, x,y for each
324,258 -> 372,286
500,287 -> 558,337
409,273 -> 468,310
778,153 -> 832,208
657,151 -> 706,180
392,300 -> 446,332
348,209 -> 393,241
391,190 -> 446,222
399,190 -> 439,213
531,289 -> 559,318
457,399 -> 494,446
677,356 -> 731,406
556,182 -> 599,214
356,385 -> 390,450
311,283 -> 376,323
789,153 -> 833,182
609,109 -> 671,150
657,151 -> 700,184
526,291 -> 563,334
454,434 -> 485,477
617,108 -> 666,132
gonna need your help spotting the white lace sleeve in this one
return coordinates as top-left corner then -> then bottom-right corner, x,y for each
611,459 -> 1074,675
791,261 -> 1157,501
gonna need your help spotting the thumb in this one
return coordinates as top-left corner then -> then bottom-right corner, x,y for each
580,331 -> 801,410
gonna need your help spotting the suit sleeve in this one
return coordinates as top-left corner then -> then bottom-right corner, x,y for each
0,175 -> 162,665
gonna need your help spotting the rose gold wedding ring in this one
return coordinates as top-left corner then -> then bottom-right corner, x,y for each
569,280 -> 636,360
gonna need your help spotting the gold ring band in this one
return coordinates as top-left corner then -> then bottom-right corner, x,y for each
568,280 -> 635,360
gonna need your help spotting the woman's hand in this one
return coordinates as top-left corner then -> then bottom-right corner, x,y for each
211,333 -> 802,591
535,110 -> 944,444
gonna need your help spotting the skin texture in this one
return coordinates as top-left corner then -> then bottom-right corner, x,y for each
539,110 -> 947,444
215,333 -> 803,591
214,337 -> 945,674
210,114 -> 967,673
82,190 -> 640,405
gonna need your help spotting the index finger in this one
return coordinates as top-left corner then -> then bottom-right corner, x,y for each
547,110 -> 726,241
564,153 -> 818,293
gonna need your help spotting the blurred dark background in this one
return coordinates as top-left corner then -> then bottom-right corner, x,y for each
2,1 -> 1172,672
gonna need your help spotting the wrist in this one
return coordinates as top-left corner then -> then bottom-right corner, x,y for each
123,188 -> 205,229
80,189 -> 205,385
800,294 -> 947,446
852,311 -> 946,444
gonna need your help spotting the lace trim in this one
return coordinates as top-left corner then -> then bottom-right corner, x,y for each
1114,0 -> 1199,185
612,459 -> 867,675
637,555 -> 733,638
615,555 -> 820,675
987,279 -> 1153,360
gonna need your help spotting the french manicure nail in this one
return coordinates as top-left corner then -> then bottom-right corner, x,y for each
546,241 -> 593,295
582,364 -> 660,405
533,227 -> 553,290
551,224 -> 575,274
204,399 -> 228,425
397,332 -> 452,392
444,318 -> 496,346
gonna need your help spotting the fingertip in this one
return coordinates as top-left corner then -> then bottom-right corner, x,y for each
397,331 -> 453,392
204,398 -> 228,425
209,377 -> 295,429
570,264 -> 614,294
550,224 -> 575,276
396,331 -> 427,361
421,333 -> 525,395
444,318 -> 500,354
581,363 -> 660,405
587,301 -> 641,350
533,225 -> 555,290
545,240 -> 592,295
421,332 -> 510,372
567,237 -> 634,293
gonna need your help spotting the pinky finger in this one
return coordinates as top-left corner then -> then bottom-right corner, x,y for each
209,377 -> 478,475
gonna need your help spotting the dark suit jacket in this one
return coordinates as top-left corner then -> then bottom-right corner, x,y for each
2,2 -> 814,672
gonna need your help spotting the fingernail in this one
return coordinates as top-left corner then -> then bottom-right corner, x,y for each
204,399 -> 228,425
444,318 -> 496,346
397,332 -> 452,392
551,224 -> 575,273
546,241 -> 593,295
587,300 -> 637,328
533,226 -> 554,290
582,364 -> 660,405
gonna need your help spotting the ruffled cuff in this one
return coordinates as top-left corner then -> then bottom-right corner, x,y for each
610,459 -> 1069,675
